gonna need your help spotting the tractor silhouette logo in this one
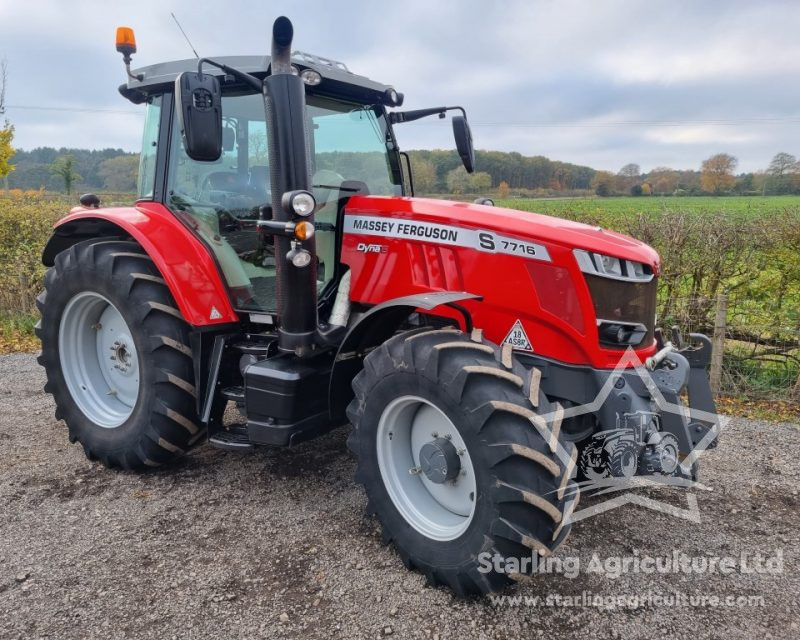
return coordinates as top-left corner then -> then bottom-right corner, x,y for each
579,411 -> 681,481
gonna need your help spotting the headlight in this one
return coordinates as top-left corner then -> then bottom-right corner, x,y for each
598,254 -> 622,277
282,190 -> 316,217
597,320 -> 647,346
573,249 -> 652,282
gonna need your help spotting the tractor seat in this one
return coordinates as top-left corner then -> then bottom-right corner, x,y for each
206,172 -> 248,192
248,165 -> 271,201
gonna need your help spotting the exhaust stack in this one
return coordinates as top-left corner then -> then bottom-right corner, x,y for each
263,16 -> 318,356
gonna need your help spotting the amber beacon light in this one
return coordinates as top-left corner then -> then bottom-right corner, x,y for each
115,27 -> 137,57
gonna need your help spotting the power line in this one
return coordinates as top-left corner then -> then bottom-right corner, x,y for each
420,117 -> 800,128
6,103 -> 800,128
5,104 -> 140,115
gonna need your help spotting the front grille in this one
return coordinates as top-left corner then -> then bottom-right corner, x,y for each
584,275 -> 657,348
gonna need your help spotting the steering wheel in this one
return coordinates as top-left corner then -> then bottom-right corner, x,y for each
200,173 -> 215,195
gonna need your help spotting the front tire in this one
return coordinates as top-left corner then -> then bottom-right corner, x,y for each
347,328 -> 579,595
36,240 -> 203,469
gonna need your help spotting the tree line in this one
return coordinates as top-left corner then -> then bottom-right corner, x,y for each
407,149 -> 595,195
5,147 -> 139,194
591,153 -> 800,197
4,144 -> 800,198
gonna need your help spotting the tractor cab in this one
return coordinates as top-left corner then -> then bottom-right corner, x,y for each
124,54 -> 406,315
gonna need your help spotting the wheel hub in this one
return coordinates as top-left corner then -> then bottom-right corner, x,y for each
111,339 -> 133,373
419,437 -> 461,484
376,396 -> 477,541
58,292 -> 140,428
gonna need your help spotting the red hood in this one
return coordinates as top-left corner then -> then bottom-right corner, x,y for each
347,195 -> 661,273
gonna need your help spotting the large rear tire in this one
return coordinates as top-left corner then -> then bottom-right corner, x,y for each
347,328 -> 579,595
36,240 -> 203,469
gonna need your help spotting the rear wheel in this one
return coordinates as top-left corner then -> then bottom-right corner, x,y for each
347,328 -> 579,595
36,240 -> 203,469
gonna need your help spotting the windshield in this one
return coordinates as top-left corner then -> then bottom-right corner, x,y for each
165,90 -> 401,312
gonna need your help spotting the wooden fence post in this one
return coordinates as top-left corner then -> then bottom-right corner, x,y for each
710,293 -> 728,395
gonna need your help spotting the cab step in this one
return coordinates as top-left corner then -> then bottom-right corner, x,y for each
208,425 -> 254,451
221,386 -> 245,402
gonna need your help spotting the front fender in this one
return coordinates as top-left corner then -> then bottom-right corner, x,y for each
327,290 -> 481,421
42,201 -> 238,326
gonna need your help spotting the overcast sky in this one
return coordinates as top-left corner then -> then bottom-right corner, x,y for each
2,0 -> 798,173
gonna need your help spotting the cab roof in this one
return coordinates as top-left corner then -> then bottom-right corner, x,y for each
120,53 -> 395,106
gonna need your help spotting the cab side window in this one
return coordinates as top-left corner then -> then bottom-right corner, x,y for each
137,95 -> 162,200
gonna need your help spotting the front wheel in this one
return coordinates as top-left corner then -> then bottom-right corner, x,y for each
347,328 -> 579,595
36,240 -> 203,469
608,439 -> 639,478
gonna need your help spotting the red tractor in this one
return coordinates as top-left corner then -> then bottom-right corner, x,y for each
36,17 -> 717,595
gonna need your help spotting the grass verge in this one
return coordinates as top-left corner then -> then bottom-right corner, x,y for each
0,312 -> 39,354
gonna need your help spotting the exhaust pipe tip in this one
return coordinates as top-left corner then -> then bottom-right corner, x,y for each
271,16 -> 294,73
273,16 -> 293,48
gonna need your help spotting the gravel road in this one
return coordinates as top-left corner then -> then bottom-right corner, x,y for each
1,353 -> 799,639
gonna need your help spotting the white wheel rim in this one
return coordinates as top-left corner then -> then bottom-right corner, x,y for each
620,447 -> 638,476
376,395 -> 477,541
58,292 -> 140,428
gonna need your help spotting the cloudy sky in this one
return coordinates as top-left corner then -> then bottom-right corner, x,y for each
2,0 -> 799,172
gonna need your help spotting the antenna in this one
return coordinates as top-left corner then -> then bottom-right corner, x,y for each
170,13 -> 199,59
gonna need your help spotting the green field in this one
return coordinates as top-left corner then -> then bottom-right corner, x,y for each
496,195 -> 800,223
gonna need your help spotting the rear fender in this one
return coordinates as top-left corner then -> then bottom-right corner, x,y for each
42,202 -> 238,326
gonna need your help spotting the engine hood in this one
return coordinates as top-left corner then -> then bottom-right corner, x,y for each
346,195 -> 661,272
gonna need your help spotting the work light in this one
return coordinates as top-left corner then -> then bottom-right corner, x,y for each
282,190 -> 316,217
300,69 -> 322,85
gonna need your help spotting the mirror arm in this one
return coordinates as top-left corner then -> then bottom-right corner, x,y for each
197,58 -> 263,92
389,105 -> 466,125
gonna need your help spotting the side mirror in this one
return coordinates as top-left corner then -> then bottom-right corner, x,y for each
175,71 -> 223,162
452,115 -> 475,174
